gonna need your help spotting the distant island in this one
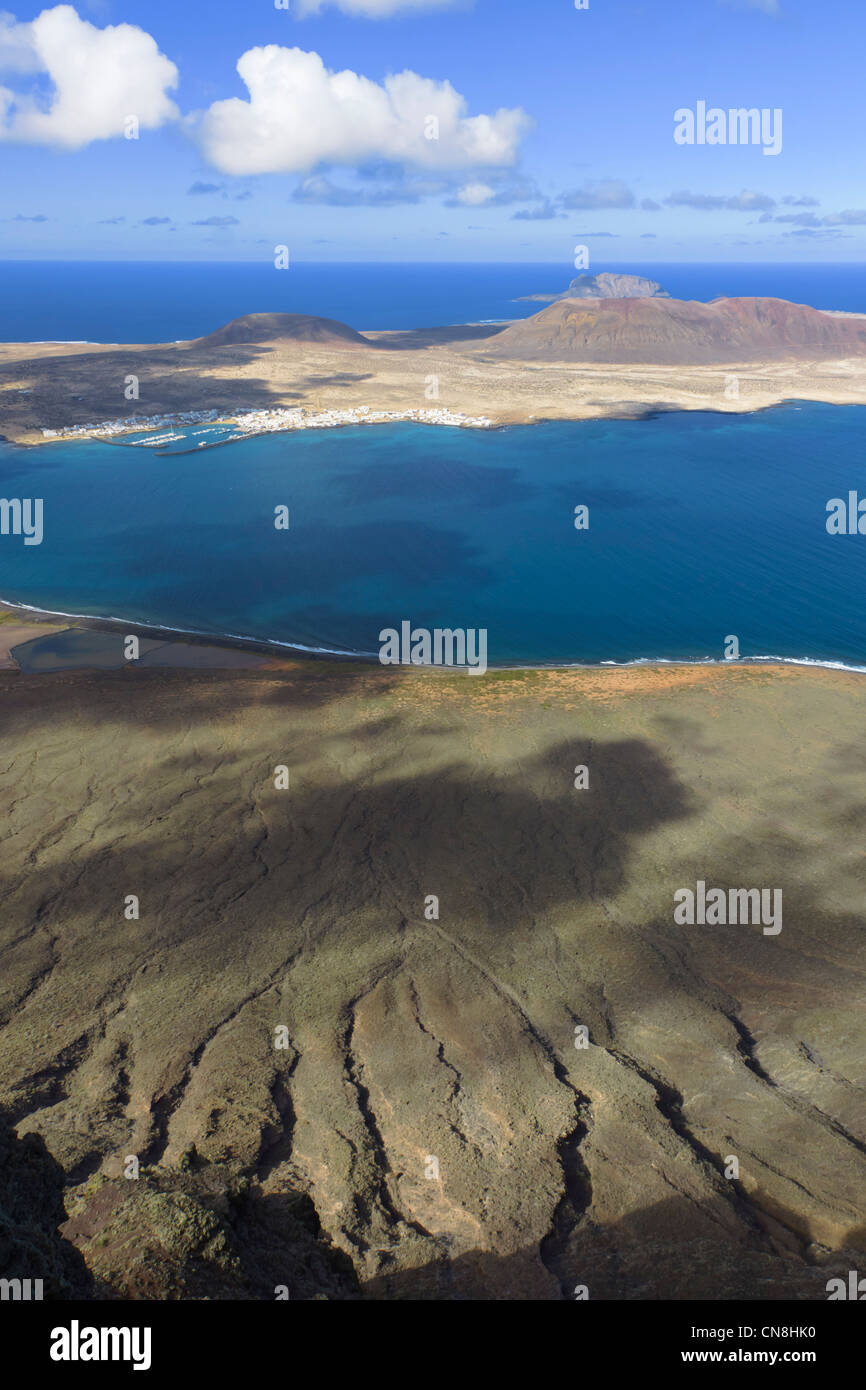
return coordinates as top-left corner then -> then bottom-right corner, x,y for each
515,270 -> 671,303
2,294 -> 866,447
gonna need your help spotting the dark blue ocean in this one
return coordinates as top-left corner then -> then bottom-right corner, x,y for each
2,405 -> 865,668
3,260 -> 866,342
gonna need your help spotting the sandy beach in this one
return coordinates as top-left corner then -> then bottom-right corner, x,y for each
0,602 -> 289,672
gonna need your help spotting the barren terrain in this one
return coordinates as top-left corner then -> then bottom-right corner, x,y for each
1,655 -> 864,1298
2,298 -> 866,446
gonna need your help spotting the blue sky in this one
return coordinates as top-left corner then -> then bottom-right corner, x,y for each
0,0 -> 863,261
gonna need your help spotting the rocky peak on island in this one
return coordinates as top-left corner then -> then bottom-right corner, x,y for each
565,272 -> 670,300
516,271 -> 670,304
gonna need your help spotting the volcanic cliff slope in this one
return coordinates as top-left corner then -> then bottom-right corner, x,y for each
483,296 -> 866,364
1,662 -> 864,1299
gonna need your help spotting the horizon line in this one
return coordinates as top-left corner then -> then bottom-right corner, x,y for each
1,257 -> 864,267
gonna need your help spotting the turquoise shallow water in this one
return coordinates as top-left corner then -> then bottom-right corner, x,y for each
2,403 -> 866,668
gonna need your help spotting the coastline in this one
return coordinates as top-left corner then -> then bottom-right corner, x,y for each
35,403 -> 496,449
5,385 -> 865,450
3,596 -> 864,676
3,313 -> 865,674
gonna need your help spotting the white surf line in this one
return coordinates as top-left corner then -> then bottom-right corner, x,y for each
2,597 -> 864,675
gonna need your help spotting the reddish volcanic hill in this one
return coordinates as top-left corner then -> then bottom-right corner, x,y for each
198,312 -> 370,348
481,296 -> 866,365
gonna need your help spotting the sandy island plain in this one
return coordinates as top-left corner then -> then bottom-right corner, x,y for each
2,317 -> 866,446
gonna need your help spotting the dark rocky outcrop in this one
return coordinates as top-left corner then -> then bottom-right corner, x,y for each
62,1161 -> 359,1301
0,1111 -> 93,1299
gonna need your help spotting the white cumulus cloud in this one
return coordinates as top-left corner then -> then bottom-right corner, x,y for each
0,4 -> 179,148
455,182 -> 495,206
196,46 -> 529,176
